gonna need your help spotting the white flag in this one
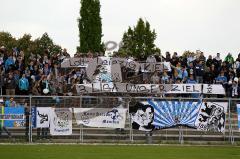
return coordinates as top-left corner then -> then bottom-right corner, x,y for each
50,108 -> 72,136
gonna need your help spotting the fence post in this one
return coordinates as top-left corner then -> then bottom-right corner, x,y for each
29,95 -> 32,143
178,99 -> 184,144
228,98 -> 234,145
128,98 -> 133,143
79,95 -> 83,143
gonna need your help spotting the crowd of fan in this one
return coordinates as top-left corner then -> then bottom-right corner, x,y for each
1,45 -> 240,98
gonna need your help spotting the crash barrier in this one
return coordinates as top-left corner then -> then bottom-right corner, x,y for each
0,96 -> 239,145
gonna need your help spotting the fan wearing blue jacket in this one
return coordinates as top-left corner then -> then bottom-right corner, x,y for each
18,74 -> 29,95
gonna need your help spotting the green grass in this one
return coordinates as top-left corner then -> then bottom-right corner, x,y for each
0,145 -> 239,159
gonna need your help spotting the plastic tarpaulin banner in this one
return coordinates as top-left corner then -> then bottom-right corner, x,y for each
76,83 -> 225,95
74,108 -> 127,129
148,100 -> 202,129
50,108 -> 72,136
31,107 -> 51,128
195,102 -> 228,133
0,106 -> 25,127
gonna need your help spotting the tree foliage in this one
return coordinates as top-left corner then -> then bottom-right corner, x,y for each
78,0 -> 104,53
118,18 -> 160,59
0,31 -> 62,56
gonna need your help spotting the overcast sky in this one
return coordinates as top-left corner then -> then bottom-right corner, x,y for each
0,0 -> 240,58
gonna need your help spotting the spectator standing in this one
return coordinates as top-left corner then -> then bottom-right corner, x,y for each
195,60 -> 204,83
213,53 -> 222,70
229,78 -> 240,98
4,73 -> 16,95
224,53 -> 234,68
206,55 -> 213,67
19,74 -> 29,95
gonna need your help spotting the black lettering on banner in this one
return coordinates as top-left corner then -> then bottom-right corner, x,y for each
207,84 -> 213,93
102,83 -> 112,92
186,85 -> 191,92
138,85 -> 148,93
171,85 -> 180,92
131,84 -> 138,92
159,85 -> 165,92
150,85 -> 158,93
78,85 -> 87,93
112,83 -> 119,92
126,83 -> 133,92
144,63 -> 151,72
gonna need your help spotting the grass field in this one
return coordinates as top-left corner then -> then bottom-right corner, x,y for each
0,144 -> 239,159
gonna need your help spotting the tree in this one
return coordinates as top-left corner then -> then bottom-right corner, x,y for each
33,33 -> 62,56
0,32 -> 62,56
17,34 -> 32,52
78,0 -> 103,53
0,32 -> 17,51
119,18 -> 160,59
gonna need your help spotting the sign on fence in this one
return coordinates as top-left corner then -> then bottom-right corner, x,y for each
0,106 -> 25,127
32,107 -> 51,128
195,102 -> 228,133
74,108 -> 127,129
50,108 -> 72,136
148,100 -> 202,129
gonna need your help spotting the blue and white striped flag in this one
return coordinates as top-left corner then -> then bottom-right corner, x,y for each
147,100 -> 202,129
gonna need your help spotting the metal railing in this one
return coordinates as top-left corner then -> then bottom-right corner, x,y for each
0,95 -> 239,145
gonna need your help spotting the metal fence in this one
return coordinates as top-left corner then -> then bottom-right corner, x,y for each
0,95 -> 239,145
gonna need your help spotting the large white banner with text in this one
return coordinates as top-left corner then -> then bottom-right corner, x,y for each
74,108 -> 127,129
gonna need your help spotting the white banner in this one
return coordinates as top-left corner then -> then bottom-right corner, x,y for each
76,83 -> 226,94
61,58 -> 93,68
141,62 -> 171,72
36,107 -> 51,128
74,108 -> 127,129
50,108 -> 72,136
61,57 -> 171,72
203,84 -> 225,95
195,102 -> 228,133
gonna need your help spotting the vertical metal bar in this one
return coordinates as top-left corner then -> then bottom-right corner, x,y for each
178,98 -> 183,144
80,95 -> 82,143
80,95 -> 83,143
29,95 -> 32,143
128,98 -> 133,142
228,98 -> 232,144
229,98 -> 234,145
